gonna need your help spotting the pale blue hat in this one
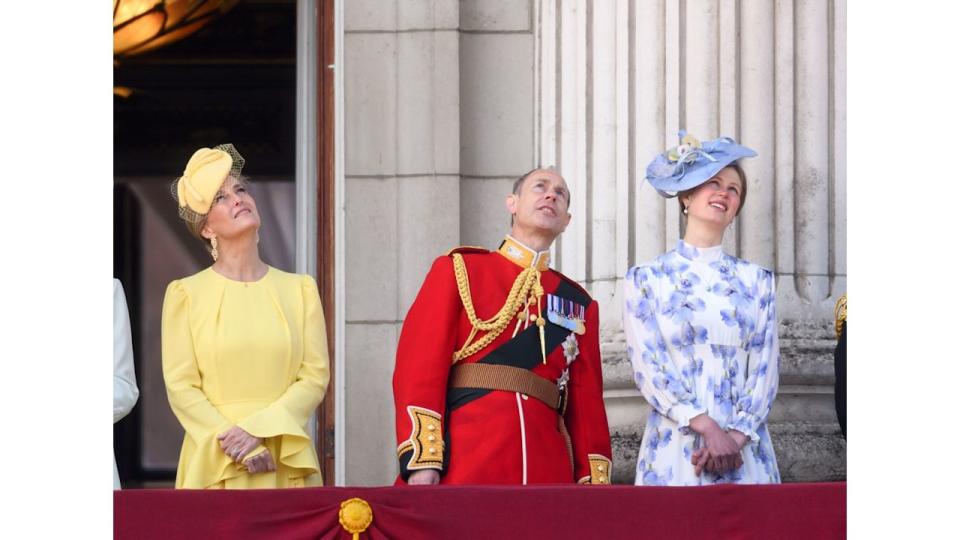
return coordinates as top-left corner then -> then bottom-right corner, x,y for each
645,130 -> 757,198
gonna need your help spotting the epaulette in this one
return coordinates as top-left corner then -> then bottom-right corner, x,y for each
445,246 -> 490,256
553,270 -> 592,301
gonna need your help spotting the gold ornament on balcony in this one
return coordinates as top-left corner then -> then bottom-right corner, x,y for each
339,498 -> 374,540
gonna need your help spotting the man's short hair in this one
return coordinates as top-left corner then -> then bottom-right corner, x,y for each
512,169 -> 536,195
513,166 -> 567,199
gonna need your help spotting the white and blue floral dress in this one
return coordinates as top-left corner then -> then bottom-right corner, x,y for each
623,240 -> 781,485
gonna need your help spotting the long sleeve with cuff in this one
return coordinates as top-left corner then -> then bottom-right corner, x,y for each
113,279 -> 139,489
162,267 -> 329,489
394,243 -> 612,485
624,241 -> 781,485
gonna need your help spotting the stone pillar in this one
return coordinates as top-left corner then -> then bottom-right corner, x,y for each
343,0 -> 461,486
535,0 -> 847,483
459,0 -> 535,248
341,0 -> 845,486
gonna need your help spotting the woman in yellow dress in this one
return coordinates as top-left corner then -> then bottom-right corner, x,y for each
162,144 -> 330,489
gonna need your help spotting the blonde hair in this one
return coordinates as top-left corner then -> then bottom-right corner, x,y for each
183,215 -> 214,256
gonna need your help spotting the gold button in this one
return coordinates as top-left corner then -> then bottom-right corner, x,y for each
427,424 -> 436,431
598,465 -> 605,472
429,447 -> 437,454
529,314 -> 538,322
599,476 -> 606,482
427,435 -> 436,442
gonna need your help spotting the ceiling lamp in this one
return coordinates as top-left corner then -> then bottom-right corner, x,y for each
113,0 -> 239,60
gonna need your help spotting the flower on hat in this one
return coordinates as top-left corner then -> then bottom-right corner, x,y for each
667,131 -> 702,163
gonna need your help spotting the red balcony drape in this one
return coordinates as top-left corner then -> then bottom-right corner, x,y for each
115,482 -> 845,539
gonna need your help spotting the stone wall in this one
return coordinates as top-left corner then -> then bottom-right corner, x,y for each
533,0 -> 847,483
341,0 -> 846,485
343,0 -> 462,486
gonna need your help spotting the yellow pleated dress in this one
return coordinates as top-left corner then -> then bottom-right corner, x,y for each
161,266 -> 330,489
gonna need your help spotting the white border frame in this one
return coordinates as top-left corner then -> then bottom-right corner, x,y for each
333,0 -> 346,487
296,0 -> 318,279
295,0 -> 346,486
295,0 -> 320,447
295,0 -> 346,487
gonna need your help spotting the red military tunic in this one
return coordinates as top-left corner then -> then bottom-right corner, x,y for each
393,235 -> 612,484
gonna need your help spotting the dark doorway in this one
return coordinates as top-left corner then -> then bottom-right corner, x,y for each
113,0 -> 299,488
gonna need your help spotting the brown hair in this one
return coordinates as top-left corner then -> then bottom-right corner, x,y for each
678,163 -> 747,217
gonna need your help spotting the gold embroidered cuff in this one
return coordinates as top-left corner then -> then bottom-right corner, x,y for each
403,406 -> 444,470
587,454 -> 612,484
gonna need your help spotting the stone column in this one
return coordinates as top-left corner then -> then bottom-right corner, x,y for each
343,0 -> 461,486
459,0 -> 535,248
340,0 -> 845,486
535,0 -> 847,483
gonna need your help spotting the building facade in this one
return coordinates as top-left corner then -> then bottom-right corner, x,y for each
341,0 -> 846,485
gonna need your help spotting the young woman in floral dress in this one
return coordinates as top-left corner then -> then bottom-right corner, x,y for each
624,132 -> 780,485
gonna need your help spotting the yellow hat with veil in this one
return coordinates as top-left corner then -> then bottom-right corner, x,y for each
170,143 -> 245,223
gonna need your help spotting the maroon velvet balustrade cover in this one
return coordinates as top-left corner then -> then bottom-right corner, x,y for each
114,483 -> 846,540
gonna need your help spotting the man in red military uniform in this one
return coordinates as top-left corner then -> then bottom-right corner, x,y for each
393,167 -> 612,485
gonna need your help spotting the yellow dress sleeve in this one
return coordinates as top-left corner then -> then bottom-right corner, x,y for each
161,280 -> 241,488
235,275 -> 331,478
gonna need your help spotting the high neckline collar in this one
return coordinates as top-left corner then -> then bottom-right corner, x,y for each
498,235 -> 551,270
675,239 -> 725,263
209,264 -> 272,284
